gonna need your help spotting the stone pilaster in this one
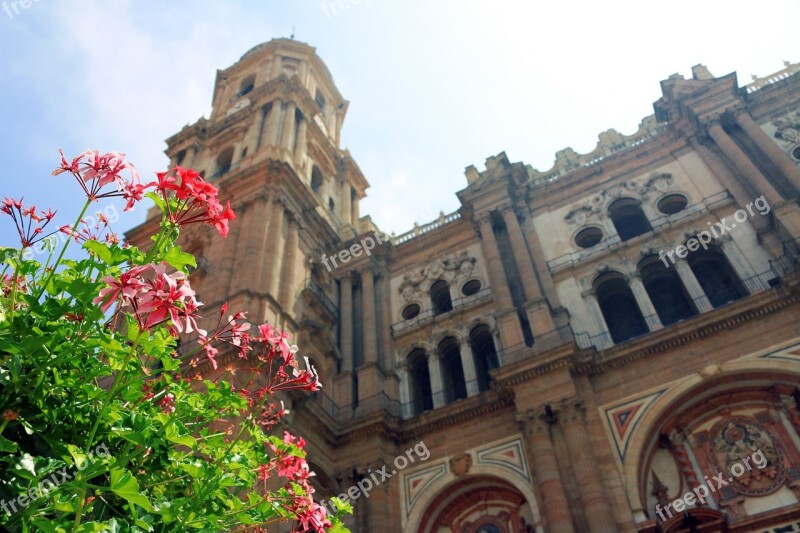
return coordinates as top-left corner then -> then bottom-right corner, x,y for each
735,110 -> 800,194
280,101 -> 297,151
628,274 -> 663,332
459,337 -> 479,396
559,399 -> 617,532
263,99 -> 282,148
266,200 -> 286,298
278,215 -> 299,309
502,206 -> 555,335
360,267 -> 378,365
428,352 -> 445,408
516,408 -> 575,533
294,115 -> 308,168
673,261 -> 714,312
339,273 -> 354,373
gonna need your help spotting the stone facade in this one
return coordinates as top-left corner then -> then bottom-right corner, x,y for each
127,42 -> 800,532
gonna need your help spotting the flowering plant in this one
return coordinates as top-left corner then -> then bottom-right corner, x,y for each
0,150 -> 350,531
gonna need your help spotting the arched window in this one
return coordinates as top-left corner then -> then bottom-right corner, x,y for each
688,246 -> 745,308
595,272 -> 648,344
430,280 -> 452,316
239,74 -> 255,96
469,325 -> 499,392
608,198 -> 652,241
328,198 -> 335,213
409,349 -> 432,415
214,147 -> 234,179
311,166 -> 323,194
639,256 -> 696,326
438,337 -> 467,403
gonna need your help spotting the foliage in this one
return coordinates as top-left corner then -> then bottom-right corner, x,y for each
0,150 -> 350,532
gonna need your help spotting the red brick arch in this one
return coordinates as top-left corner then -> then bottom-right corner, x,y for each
417,475 -> 529,533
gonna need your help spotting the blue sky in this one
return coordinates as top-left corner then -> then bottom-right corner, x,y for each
1,0 -> 798,250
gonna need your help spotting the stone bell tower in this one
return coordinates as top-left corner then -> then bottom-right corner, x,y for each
127,38 -> 371,389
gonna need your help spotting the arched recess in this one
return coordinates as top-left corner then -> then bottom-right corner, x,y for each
409,348 -> 433,415
638,255 -> 697,326
687,245 -> 746,308
594,271 -> 648,344
622,360 -> 800,530
608,197 -> 652,241
411,474 -> 540,533
438,337 -> 467,403
469,324 -> 499,392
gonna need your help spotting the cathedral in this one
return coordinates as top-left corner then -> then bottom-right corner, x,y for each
127,39 -> 800,532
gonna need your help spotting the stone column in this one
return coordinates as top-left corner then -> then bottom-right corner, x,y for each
707,122 -> 782,205
360,268 -> 378,365
278,216 -> 299,309
719,235 -> 769,293
691,139 -> 771,233
280,101 -> 297,152
241,194 -> 271,291
477,215 -> 513,310
581,291 -> 613,350
735,110 -> 800,193
294,115 -> 308,167
220,200 -> 246,299
674,261 -> 714,312
501,206 -> 542,299
264,99 -> 282,148
628,274 -> 663,331
267,201 -> 286,298
521,215 -> 561,307
339,274 -> 354,373
502,206 -> 555,334
397,363 -> 413,418
460,338 -> 479,396
341,180 -> 352,227
351,192 -> 360,229
559,399 -> 617,532
428,352 -> 445,408
254,195 -> 274,287
378,269 -> 393,370
516,409 -> 575,533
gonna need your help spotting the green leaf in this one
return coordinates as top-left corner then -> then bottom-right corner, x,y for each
165,424 -> 196,448
110,467 -> 154,512
84,240 -> 112,264
0,435 -> 18,453
163,246 -> 196,273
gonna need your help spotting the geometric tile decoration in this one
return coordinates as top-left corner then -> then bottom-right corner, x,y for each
475,438 -> 530,481
761,343 -> 800,362
603,390 -> 664,462
403,462 -> 447,518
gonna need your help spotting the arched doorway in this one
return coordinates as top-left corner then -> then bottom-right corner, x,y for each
418,476 -> 536,533
634,371 -> 800,531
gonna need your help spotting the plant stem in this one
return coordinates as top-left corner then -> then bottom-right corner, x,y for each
8,249 -> 23,323
35,198 -> 92,300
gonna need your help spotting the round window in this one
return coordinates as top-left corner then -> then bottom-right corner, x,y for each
657,194 -> 688,215
792,146 -> 800,161
574,227 -> 603,249
401,303 -> 420,320
461,280 -> 482,296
